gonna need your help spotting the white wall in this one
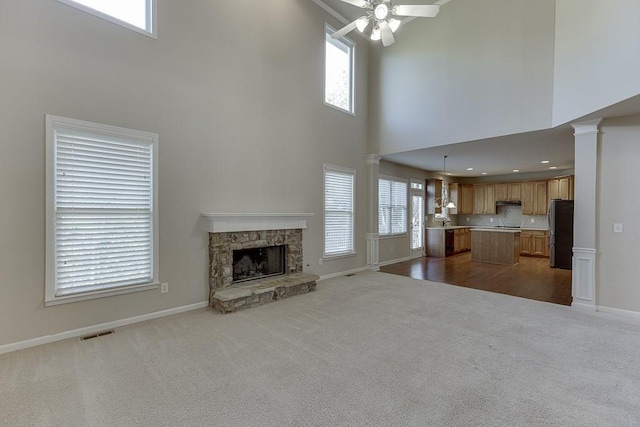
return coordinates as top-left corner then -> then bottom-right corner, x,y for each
597,114 -> 640,312
553,0 -> 640,125
368,0 -> 556,155
0,0 -> 369,346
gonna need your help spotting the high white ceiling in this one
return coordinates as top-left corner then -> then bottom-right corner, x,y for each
315,0 -> 640,177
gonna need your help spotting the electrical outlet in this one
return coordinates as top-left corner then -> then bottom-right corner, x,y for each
319,258 -> 323,266
530,218 -> 535,223
466,217 -> 470,222
490,218 -> 494,223
160,282 -> 169,293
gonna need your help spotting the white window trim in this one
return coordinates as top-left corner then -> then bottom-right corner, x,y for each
45,115 -> 159,306
324,23 -> 356,116
323,164 -> 356,259
379,175 -> 409,238
56,0 -> 157,39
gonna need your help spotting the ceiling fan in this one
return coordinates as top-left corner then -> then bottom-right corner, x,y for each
331,0 -> 440,47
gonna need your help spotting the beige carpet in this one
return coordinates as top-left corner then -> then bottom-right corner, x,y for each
1,271 -> 639,426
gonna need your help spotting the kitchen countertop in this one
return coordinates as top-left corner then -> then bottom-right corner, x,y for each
426,226 -> 547,231
471,228 -> 521,234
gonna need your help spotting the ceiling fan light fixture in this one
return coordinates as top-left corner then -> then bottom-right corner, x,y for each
356,16 -> 370,33
388,18 -> 401,33
370,26 -> 381,41
374,4 -> 389,20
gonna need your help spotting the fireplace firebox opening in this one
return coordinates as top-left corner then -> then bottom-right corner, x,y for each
232,245 -> 286,284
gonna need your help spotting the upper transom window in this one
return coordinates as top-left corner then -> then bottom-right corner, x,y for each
57,0 -> 156,38
324,23 -> 355,115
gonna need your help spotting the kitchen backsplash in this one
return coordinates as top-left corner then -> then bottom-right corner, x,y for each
427,205 -> 548,229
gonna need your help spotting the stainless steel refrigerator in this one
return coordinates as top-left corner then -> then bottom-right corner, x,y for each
548,199 -> 574,269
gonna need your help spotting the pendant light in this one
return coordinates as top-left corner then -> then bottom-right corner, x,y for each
442,155 -> 456,209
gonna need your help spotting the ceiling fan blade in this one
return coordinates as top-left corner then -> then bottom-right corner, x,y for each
331,19 -> 359,39
336,0 -> 368,7
380,21 -> 395,47
392,4 -> 440,17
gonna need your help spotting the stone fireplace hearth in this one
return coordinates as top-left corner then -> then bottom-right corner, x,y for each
202,213 -> 318,313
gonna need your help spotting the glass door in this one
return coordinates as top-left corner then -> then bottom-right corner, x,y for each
410,181 -> 425,258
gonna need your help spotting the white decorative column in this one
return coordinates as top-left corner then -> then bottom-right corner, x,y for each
365,154 -> 382,269
571,119 -> 602,310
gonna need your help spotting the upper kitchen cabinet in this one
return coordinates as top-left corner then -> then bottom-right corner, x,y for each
473,184 -> 496,215
449,183 -> 474,214
427,179 -> 443,215
522,181 -> 548,215
548,176 -> 574,203
496,183 -> 522,201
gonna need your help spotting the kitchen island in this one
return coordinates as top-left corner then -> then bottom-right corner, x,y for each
471,228 -> 521,265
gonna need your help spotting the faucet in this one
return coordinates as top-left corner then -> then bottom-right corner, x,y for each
442,219 -> 451,228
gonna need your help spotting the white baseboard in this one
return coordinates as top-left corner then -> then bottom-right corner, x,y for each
571,301 -> 597,311
378,256 -> 412,267
0,301 -> 209,355
596,305 -> 640,322
319,266 -> 370,281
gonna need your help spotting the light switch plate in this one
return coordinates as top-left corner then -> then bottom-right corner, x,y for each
613,223 -> 623,233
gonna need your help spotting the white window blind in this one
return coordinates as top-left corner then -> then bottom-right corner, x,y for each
324,165 -> 355,257
46,116 -> 158,304
379,177 -> 408,236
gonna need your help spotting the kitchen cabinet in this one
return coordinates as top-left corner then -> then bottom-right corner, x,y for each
426,227 -> 471,257
454,229 -> 462,253
496,183 -> 522,201
427,179 -> 443,215
449,183 -> 474,214
495,183 -> 508,201
471,229 -> 520,265
453,228 -> 472,253
473,184 -> 496,214
522,182 -> 547,215
464,228 -> 472,250
520,230 -> 548,257
426,228 -> 445,257
509,183 -> 521,201
548,176 -> 574,203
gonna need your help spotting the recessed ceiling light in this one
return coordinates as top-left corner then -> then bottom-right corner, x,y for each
482,172 -> 488,175
549,166 -> 558,170
541,160 -> 550,164
513,169 -> 520,173
467,168 -> 474,171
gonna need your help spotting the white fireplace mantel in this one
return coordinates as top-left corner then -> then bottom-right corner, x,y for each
201,213 -> 314,233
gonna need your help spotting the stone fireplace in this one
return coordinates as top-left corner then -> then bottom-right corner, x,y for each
202,213 -> 318,313
209,229 -> 303,290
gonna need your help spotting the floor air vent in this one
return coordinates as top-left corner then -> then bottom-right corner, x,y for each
81,330 -> 114,341
345,274 -> 355,277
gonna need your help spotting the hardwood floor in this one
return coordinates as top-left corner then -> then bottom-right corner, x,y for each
380,252 -> 573,306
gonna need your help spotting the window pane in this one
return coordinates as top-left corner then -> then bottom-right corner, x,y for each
379,178 -> 407,235
325,26 -> 354,113
62,0 -> 151,32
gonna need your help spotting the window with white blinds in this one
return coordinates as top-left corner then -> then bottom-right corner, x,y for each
324,165 -> 355,257
379,177 -> 408,236
45,115 -> 158,305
